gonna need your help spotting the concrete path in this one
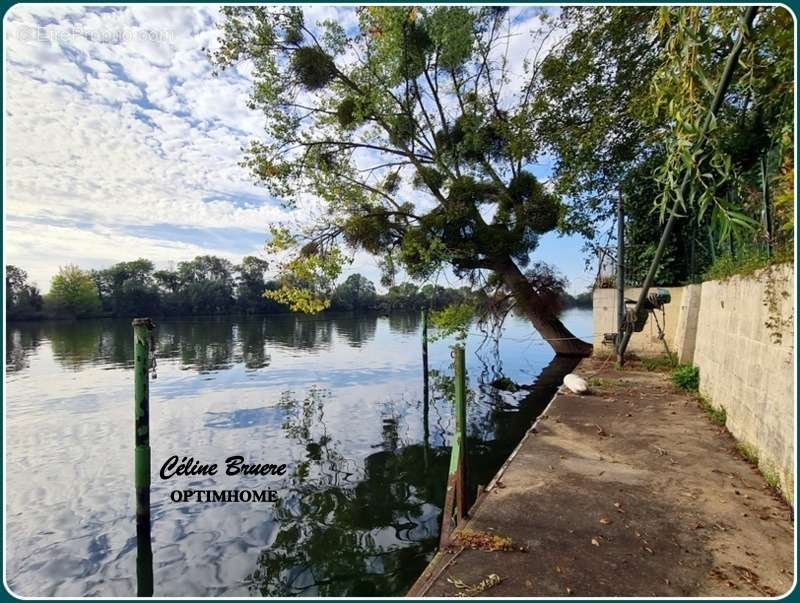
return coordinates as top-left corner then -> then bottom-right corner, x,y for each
408,357 -> 794,597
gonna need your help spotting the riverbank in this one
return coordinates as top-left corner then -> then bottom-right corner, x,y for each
408,356 -> 794,597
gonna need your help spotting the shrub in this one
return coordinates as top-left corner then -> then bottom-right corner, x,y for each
671,363 -> 699,391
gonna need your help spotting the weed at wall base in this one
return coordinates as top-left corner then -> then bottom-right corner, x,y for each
671,363 -> 699,391
697,394 -> 727,426
735,442 -> 783,495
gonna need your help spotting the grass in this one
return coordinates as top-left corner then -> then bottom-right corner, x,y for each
735,442 -> 783,494
671,363 -> 699,391
761,467 -> 782,491
736,442 -> 759,465
697,394 -> 727,426
641,352 -> 677,372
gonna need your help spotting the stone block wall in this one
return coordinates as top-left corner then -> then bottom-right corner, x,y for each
592,264 -> 795,501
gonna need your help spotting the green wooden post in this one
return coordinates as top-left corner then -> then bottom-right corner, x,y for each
133,318 -> 154,597
453,345 -> 467,520
439,345 -> 467,549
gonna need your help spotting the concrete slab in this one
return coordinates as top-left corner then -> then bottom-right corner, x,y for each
408,357 -> 794,597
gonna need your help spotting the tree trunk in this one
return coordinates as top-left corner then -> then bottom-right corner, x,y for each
494,258 -> 593,357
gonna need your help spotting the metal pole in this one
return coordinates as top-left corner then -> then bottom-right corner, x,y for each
133,318 -> 154,597
761,154 -> 773,257
616,192 -> 625,364
618,6 -> 758,359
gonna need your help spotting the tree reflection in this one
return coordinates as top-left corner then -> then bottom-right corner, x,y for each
246,386 -> 447,597
332,314 -> 378,348
234,318 -> 272,370
46,320 -> 113,369
263,316 -> 333,351
387,312 -> 421,335
5,323 -> 43,373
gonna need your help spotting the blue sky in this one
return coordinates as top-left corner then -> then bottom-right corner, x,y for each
4,5 -> 595,294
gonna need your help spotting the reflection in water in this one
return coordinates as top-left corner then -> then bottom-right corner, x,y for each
5,310 -> 593,597
5,315 -> 342,374
247,386 -> 445,597
387,312 -> 421,335
332,314 -> 378,348
5,324 -> 43,373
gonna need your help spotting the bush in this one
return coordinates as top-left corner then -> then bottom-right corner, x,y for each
671,363 -> 699,391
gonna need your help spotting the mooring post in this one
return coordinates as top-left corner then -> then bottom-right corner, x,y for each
453,345 -> 467,521
133,318 -> 154,597
438,344 -> 468,550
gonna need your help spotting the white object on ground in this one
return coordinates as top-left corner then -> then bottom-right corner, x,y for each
563,373 -> 589,395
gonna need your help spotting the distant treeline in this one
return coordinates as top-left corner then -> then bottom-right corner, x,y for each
5,256 -> 472,321
6,256 -> 591,321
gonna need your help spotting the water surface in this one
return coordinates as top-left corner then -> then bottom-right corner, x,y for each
5,310 -> 591,596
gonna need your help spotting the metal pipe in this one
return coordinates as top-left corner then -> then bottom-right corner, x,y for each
618,6 -> 758,359
133,318 -> 154,597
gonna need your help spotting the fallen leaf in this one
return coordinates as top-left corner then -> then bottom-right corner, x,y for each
600,516 -> 611,525
591,538 -> 600,547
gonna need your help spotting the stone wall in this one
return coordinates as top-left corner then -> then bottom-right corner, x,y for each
692,265 -> 794,500
592,264 -> 795,501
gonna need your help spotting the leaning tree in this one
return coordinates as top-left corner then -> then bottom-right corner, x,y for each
211,6 -> 593,355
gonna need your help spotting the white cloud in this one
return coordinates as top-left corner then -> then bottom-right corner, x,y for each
3,5 -> 589,293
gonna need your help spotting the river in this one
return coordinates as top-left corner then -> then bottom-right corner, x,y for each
5,309 -> 592,596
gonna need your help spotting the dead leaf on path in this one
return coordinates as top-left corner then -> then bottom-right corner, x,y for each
591,537 -> 600,546
734,566 -> 778,596
448,573 -> 504,597
599,516 -> 611,525
453,529 -> 517,551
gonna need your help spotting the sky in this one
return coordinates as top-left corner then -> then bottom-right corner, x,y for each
4,4 -> 596,295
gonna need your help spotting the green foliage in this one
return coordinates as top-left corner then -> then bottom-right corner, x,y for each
702,246 -> 792,282
47,265 -> 101,318
330,274 -> 377,311
9,255 -> 474,321
430,301 -> 477,342
539,6 -> 793,271
5,265 -> 43,320
671,363 -> 699,391
209,6 -> 585,349
291,46 -> 336,90
697,394 -> 727,426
